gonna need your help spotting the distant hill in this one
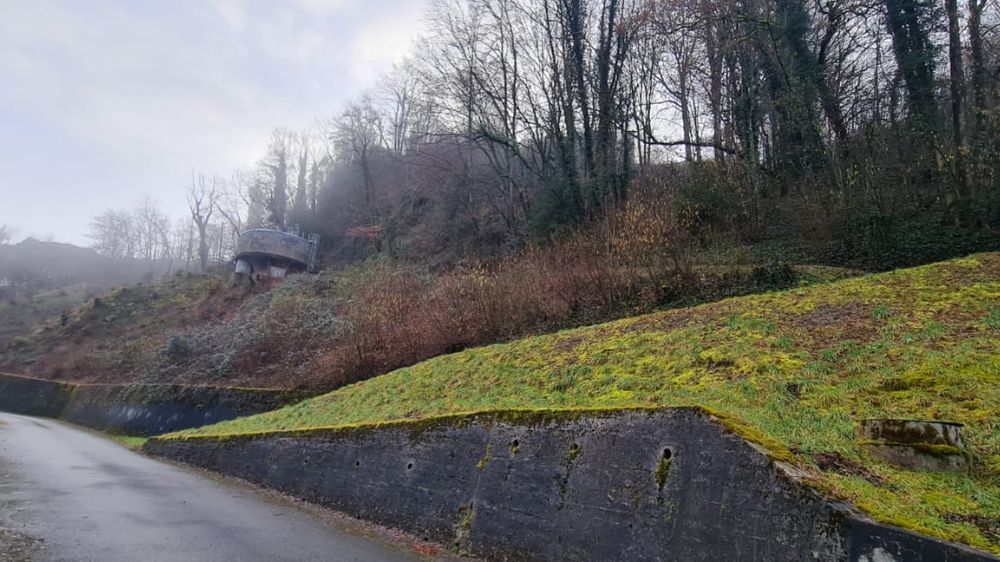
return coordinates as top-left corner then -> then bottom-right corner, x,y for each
0,239 -> 196,352
0,238 -> 182,296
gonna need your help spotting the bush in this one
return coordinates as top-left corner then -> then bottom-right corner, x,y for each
837,210 -> 1000,270
9,335 -> 33,350
161,335 -> 193,363
301,197 -> 800,390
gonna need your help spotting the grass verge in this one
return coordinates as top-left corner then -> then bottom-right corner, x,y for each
110,435 -> 148,450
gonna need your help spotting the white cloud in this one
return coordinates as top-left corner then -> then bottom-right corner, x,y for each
0,0 -> 426,243
289,0 -> 350,16
349,3 -> 427,85
211,0 -> 249,31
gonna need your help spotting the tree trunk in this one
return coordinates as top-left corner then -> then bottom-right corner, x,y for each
884,0 -> 938,138
565,0 -> 595,183
947,0 -> 971,224
678,55 -> 694,162
968,0 -> 987,136
705,5 -> 725,161
197,223 -> 209,273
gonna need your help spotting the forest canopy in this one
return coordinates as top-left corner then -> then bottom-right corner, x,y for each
88,0 -> 1000,272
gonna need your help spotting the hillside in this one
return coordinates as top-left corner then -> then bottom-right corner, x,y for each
0,275 -> 298,386
0,238 -> 175,293
174,253 -> 1000,555
0,238 -> 187,352
0,242 -> 859,389
0,286 -> 97,353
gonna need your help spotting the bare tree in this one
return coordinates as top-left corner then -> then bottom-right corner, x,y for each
187,174 -> 220,273
89,210 -> 134,258
333,95 -> 386,226
262,128 -> 295,230
378,59 -> 430,154
216,171 -> 251,249
135,199 -> 172,261
88,201 -> 171,260
290,132 -> 311,234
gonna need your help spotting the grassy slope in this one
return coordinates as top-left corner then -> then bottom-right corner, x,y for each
0,286 -> 95,350
0,277 -> 224,377
175,253 -> 1000,553
0,275 -> 313,387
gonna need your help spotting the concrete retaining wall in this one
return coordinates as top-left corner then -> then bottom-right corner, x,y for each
62,384 -> 306,436
0,373 -> 74,417
145,408 -> 998,562
0,372 -> 305,436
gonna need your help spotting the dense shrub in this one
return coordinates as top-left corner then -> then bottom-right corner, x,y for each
301,198 -> 800,390
835,210 -> 1000,270
161,335 -> 193,362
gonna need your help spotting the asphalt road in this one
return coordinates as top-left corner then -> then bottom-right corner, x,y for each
0,412 -> 428,562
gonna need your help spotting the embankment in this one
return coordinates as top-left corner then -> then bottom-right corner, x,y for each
0,372 -> 305,436
145,408 -> 997,562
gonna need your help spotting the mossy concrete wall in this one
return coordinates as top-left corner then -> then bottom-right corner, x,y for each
145,408 -> 997,561
62,384 -> 306,436
0,373 -> 305,436
0,373 -> 74,417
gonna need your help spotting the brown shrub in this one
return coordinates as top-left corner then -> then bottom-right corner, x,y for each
298,195 -> 766,391
10,191 -> 795,391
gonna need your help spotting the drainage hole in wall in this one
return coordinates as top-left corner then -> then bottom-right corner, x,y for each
407,462 -> 414,470
663,448 -> 673,460
355,460 -> 361,467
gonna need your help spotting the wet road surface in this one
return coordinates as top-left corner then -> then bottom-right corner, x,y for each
0,412 -> 427,562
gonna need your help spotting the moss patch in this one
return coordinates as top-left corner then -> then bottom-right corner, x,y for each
111,436 -> 148,450
655,454 -> 672,490
168,253 -> 1000,555
477,442 -> 493,472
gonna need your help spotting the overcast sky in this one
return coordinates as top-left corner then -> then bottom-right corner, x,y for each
0,0 -> 427,245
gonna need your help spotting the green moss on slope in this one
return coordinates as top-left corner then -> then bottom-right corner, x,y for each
169,253 -> 1000,554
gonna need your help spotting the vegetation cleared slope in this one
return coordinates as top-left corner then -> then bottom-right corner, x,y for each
176,254 -> 1000,554
0,274 -> 343,388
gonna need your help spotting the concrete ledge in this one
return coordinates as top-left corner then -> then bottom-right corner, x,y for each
0,372 -> 306,436
146,408 -> 999,561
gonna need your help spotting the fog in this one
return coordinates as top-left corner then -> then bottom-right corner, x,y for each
0,0 -> 426,245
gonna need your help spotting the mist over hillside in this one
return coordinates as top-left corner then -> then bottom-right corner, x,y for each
0,238 -> 189,298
